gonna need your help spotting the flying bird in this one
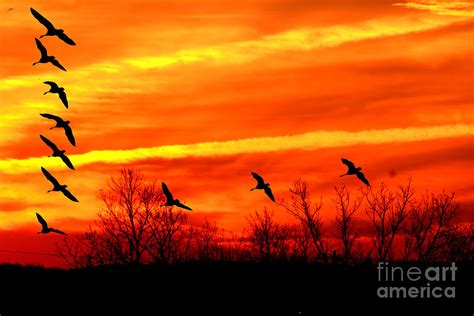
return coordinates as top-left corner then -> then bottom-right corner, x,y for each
161,182 -> 192,211
44,81 -> 68,108
30,8 -> 76,45
40,135 -> 75,170
33,38 -> 67,71
40,113 -> 76,146
36,213 -> 67,236
41,167 -> 78,202
250,172 -> 275,202
340,158 -> 370,186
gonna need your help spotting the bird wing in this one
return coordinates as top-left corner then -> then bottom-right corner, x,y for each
58,90 -> 68,108
30,8 -> 55,31
36,212 -> 48,230
43,81 -> 58,90
264,186 -> 276,202
175,201 -> 192,211
341,158 -> 356,171
162,182 -> 174,202
57,32 -> 76,45
35,38 -> 47,57
356,172 -> 370,186
51,228 -> 67,236
59,153 -> 75,170
251,172 -> 265,185
40,134 -> 59,152
64,125 -> 76,146
40,113 -> 63,124
41,167 -> 60,187
62,188 -> 79,202
50,59 -> 67,72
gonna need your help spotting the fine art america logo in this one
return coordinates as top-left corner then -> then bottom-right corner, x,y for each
377,262 -> 457,299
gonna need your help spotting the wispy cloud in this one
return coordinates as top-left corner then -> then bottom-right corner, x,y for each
0,11 -> 467,91
394,1 -> 474,17
125,14 -> 468,69
0,124 -> 472,174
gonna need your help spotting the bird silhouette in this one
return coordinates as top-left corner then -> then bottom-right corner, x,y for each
44,81 -> 68,108
161,182 -> 192,210
340,158 -> 370,186
40,135 -> 75,170
36,212 -> 67,236
40,113 -> 76,146
33,38 -> 66,71
250,172 -> 275,202
30,8 -> 76,45
41,167 -> 78,202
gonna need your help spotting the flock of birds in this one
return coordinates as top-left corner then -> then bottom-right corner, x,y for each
28,8 -> 370,237
30,8 -> 77,236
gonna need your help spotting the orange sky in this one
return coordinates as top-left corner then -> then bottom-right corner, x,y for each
0,0 -> 473,266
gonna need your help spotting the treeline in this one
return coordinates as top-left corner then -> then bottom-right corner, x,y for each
56,168 -> 473,268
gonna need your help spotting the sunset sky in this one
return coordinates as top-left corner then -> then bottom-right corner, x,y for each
0,0 -> 473,266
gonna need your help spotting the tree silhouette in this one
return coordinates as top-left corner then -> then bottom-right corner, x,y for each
97,168 -> 155,266
333,186 -> 362,263
58,168 -> 191,266
194,218 -> 223,261
286,224 -> 312,262
404,191 -> 459,262
147,206 -> 191,265
441,224 -> 473,262
247,208 -> 290,262
55,170 -> 473,267
56,227 -> 124,268
278,179 -> 328,261
363,181 -> 414,261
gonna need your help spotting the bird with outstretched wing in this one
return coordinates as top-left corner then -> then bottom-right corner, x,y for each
36,212 -> 67,235
30,8 -> 76,45
43,81 -> 68,108
40,113 -> 76,146
161,182 -> 192,210
33,38 -> 67,71
40,135 -> 75,170
41,167 -> 79,202
250,172 -> 275,202
340,158 -> 370,186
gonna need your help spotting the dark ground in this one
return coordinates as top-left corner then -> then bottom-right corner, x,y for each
0,261 -> 472,315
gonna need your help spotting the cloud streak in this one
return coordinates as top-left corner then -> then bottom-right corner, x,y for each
0,124 -> 472,174
0,10 -> 468,91
394,1 -> 474,17
125,14 -> 469,69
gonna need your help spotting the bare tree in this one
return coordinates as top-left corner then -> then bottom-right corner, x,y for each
247,208 -> 290,262
278,179 -> 328,261
442,224 -> 473,262
56,227 -> 131,268
147,205 -> 190,264
222,232 -> 253,262
194,218 -> 223,261
97,168 -> 156,266
56,168 -> 192,267
405,191 -> 460,262
364,181 -> 414,261
286,224 -> 313,262
333,186 -> 362,263
56,234 -> 90,269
